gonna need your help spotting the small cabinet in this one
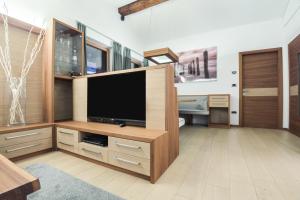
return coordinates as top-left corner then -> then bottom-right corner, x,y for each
208,94 -> 230,128
0,127 -> 53,159
56,127 -> 79,153
54,21 -> 84,77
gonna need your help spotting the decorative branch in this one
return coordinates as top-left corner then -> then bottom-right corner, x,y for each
0,3 -> 46,125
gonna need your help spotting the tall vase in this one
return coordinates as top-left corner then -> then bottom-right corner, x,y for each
6,77 -> 27,126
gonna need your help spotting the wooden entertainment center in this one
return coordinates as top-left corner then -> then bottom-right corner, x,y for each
52,64 -> 179,183
0,18 -> 179,184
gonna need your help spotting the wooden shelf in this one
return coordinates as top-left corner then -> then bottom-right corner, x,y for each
0,123 -> 53,135
55,121 -> 167,143
55,75 -> 74,80
0,155 -> 40,199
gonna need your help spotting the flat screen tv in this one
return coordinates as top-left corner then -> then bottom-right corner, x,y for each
88,71 -> 146,127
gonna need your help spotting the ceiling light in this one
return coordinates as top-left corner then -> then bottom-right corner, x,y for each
144,48 -> 178,64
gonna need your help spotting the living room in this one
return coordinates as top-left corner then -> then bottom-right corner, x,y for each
1,0 -> 300,200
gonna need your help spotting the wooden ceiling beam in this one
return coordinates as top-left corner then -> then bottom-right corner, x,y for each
118,0 -> 168,19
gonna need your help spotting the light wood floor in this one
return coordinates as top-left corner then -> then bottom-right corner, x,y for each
16,127 -> 300,200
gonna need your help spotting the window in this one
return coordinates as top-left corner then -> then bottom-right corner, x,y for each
86,39 -> 109,74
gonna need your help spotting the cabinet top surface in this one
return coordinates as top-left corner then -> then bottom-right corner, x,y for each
56,121 -> 167,143
0,155 -> 40,195
0,123 -> 53,135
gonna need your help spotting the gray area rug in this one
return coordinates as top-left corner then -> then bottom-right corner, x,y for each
26,164 -> 125,200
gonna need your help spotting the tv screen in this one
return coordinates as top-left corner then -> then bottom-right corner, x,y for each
88,71 -> 146,126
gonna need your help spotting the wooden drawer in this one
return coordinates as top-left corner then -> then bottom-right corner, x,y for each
108,137 -> 150,159
108,150 -> 150,176
0,138 -> 52,159
0,127 -> 52,147
209,95 -> 229,107
57,128 -> 79,153
209,101 -> 229,107
78,142 -> 108,163
209,95 -> 229,102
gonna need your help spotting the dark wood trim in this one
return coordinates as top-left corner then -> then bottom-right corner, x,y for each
239,47 -> 283,128
118,0 -> 169,17
277,48 -> 283,129
239,53 -> 243,126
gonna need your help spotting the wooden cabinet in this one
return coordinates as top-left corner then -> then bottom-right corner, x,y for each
55,121 -> 167,183
78,142 -> 108,163
0,126 -> 52,159
108,137 -> 150,159
43,19 -> 84,123
108,150 -> 150,176
57,127 -> 79,153
108,136 -> 151,176
208,94 -> 230,128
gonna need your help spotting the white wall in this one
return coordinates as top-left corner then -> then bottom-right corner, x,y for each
281,0 -> 300,128
145,19 -> 283,126
2,0 -> 144,53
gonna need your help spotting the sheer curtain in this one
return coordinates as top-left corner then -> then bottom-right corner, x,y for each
112,41 -> 122,71
123,47 -> 131,69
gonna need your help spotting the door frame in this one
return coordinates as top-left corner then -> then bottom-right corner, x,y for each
239,48 -> 283,128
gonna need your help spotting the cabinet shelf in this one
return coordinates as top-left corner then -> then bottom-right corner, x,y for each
55,75 -> 74,80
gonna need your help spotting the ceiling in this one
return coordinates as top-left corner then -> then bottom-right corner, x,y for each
103,0 -> 290,45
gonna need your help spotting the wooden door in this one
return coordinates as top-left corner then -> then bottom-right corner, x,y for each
289,34 -> 300,137
239,48 -> 283,129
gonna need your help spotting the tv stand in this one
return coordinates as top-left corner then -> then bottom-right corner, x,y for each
55,121 -> 168,183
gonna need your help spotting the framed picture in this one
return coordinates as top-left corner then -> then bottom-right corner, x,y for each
174,47 -> 217,83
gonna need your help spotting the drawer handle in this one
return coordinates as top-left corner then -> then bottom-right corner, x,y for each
5,143 -> 41,153
115,157 -> 141,166
59,131 -> 73,135
58,142 -> 74,147
82,148 -> 102,155
5,132 -> 40,140
115,142 -> 141,150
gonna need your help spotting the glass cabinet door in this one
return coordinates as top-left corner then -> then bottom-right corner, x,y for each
54,22 -> 83,76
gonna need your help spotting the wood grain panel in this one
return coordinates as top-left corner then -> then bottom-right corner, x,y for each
243,88 -> 278,96
0,155 -> 40,199
146,68 -> 166,130
73,78 -> 87,122
42,19 -> 55,123
54,79 -> 73,121
0,23 -> 44,126
290,85 -> 298,96
0,123 -> 52,135
243,97 -> 278,129
165,66 -> 179,164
